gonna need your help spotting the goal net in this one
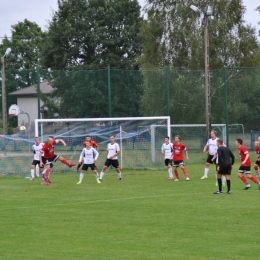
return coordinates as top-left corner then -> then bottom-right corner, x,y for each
0,117 -> 170,177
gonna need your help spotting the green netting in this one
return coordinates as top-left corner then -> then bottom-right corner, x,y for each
1,66 -> 260,177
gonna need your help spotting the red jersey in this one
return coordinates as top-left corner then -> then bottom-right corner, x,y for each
40,139 -> 57,159
255,146 -> 260,159
172,142 -> 186,161
238,145 -> 251,166
83,140 -> 98,149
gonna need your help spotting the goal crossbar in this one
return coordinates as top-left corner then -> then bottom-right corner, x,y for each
35,116 -> 171,139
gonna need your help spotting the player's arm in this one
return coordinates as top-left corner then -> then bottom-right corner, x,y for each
57,139 -> 66,146
229,149 -> 235,168
161,145 -> 164,154
39,151 -> 44,167
241,153 -> 249,165
109,151 -> 120,159
211,153 -> 217,161
203,145 -> 208,153
93,148 -> 99,162
185,150 -> 189,160
94,142 -> 99,151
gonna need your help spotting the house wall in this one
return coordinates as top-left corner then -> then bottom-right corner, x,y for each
16,97 -> 44,126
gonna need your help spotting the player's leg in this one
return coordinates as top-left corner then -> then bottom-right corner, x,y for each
238,167 -> 250,190
166,159 -> 173,180
201,156 -> 211,179
254,161 -> 260,177
112,160 -> 122,180
214,173 -> 223,194
225,174 -> 231,194
45,163 -> 51,185
173,163 -> 180,181
58,155 -> 76,167
246,172 -> 260,189
30,163 -> 35,181
180,163 -> 189,180
91,164 -> 100,183
99,160 -> 110,181
77,166 -> 86,184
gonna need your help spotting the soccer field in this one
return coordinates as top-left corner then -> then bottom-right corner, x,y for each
0,164 -> 259,260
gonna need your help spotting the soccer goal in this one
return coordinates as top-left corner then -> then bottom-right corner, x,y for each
150,124 -> 227,162
34,117 -> 171,172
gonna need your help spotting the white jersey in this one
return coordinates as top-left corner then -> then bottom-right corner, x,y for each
107,142 -> 120,160
206,138 -> 219,156
161,142 -> 173,159
32,143 -> 44,160
79,147 -> 99,164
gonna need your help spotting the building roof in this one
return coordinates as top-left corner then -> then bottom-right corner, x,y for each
8,81 -> 53,96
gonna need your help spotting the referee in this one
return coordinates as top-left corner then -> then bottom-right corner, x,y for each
214,139 -> 235,194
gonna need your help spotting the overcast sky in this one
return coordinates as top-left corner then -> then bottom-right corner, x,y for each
0,0 -> 259,38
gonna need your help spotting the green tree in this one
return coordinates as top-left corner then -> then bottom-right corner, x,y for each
40,0 -> 143,118
141,0 -> 260,70
140,0 -> 260,123
41,0 -> 143,70
0,20 -> 46,129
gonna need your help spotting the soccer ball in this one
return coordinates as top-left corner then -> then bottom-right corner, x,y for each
19,126 -> 26,131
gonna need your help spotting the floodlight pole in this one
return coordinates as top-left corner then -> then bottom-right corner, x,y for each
1,56 -> 7,135
190,4 -> 213,141
204,16 -> 211,141
1,48 -> 11,135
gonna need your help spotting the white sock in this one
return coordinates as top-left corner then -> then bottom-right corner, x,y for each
80,173 -> 84,182
95,173 -> 99,180
100,172 -> 105,179
204,168 -> 209,176
30,169 -> 34,178
168,168 -> 173,177
117,172 -> 122,179
222,175 -> 226,184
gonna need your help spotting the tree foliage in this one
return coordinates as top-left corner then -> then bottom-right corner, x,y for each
0,20 -> 46,129
140,0 -> 260,70
140,0 -> 260,126
41,0 -> 143,70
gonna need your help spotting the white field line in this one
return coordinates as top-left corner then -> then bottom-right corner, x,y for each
0,193 -> 206,211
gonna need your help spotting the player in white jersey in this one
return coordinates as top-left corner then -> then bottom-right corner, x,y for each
76,140 -> 100,184
161,136 -> 174,180
201,130 -> 219,180
99,135 -> 122,181
30,137 -> 44,181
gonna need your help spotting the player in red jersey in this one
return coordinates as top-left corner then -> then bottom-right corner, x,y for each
254,141 -> 260,177
236,139 -> 260,190
76,135 -> 99,172
171,135 -> 190,181
39,136 -> 76,185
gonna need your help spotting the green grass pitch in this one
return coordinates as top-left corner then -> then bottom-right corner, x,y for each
0,163 -> 259,260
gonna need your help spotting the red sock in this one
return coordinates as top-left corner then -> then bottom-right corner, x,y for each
240,175 -> 248,184
174,169 -> 179,179
249,176 -> 260,184
45,169 -> 50,182
61,159 -> 70,166
181,168 -> 188,178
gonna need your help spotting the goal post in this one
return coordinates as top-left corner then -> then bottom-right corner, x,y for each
35,117 -> 171,170
150,124 -> 226,162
